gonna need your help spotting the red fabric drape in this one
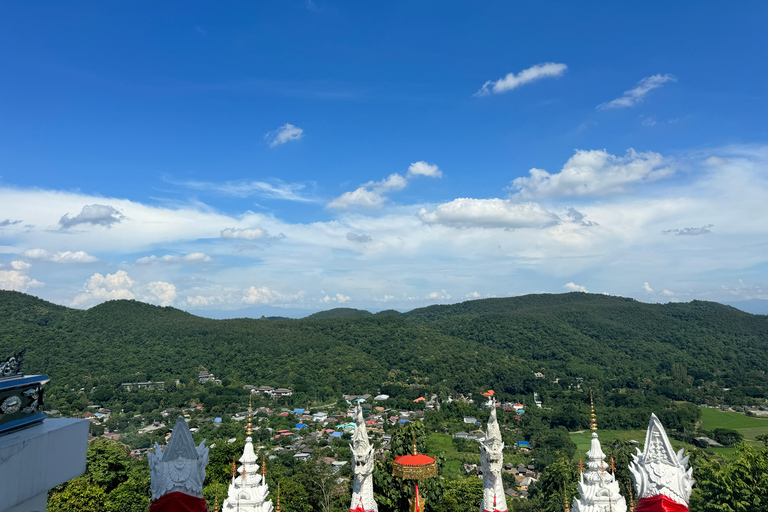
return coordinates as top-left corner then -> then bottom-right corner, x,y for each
149,492 -> 210,512
634,495 -> 690,512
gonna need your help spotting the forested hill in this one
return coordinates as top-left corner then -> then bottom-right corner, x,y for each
1,290 -> 767,401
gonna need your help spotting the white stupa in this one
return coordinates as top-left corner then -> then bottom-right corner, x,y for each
572,395 -> 627,512
223,401 -> 274,512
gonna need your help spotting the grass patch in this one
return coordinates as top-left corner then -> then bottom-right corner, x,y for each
427,433 -> 463,479
699,407 -> 768,449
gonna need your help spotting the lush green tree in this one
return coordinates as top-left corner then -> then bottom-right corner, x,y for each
690,444 -> 768,512
434,477 -> 483,512
48,477 -> 107,512
712,428 -> 744,447
528,457 -> 578,512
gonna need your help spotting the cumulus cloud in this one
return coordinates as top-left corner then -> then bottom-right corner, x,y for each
562,207 -> 597,226
0,219 -> 22,227
265,123 -> 304,147
72,270 -> 135,307
136,252 -> 212,264
147,281 -> 177,306
511,149 -> 674,199
427,290 -> 451,300
661,288 -> 675,297
0,261 -> 43,292
321,293 -> 351,304
220,227 -> 268,240
564,282 -> 588,292
475,62 -> 567,97
407,161 -> 442,178
328,173 -> 408,210
22,248 -> 98,263
328,162 -> 442,210
346,232 -> 372,243
418,198 -> 559,229
243,286 -> 304,305
643,282 -> 654,293
662,225 -> 713,236
59,204 -> 124,229
598,74 -> 676,110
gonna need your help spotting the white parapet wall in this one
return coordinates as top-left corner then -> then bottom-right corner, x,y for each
0,418 -> 89,512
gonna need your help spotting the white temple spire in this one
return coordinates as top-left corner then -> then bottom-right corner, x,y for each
222,436 -> 274,512
572,395 -> 627,512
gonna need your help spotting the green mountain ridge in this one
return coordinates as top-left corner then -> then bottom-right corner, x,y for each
1,290 -> 767,403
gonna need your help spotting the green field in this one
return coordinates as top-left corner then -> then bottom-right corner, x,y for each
427,433 -> 464,478
569,408 -> 768,461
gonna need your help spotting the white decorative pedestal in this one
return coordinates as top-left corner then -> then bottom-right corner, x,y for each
0,418 -> 89,512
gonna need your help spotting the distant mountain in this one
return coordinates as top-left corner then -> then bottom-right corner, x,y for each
2,290 -> 767,399
725,299 -> 768,315
306,307 -> 373,319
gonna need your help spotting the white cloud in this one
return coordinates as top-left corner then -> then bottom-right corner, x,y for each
59,204 -> 124,229
661,288 -> 675,297
22,248 -> 98,263
72,270 -> 135,307
407,161 -> 442,178
136,252 -> 212,264
11,260 -> 31,270
179,179 -> 313,202
147,281 -> 177,307
427,290 -> 451,300
0,261 -> 42,292
642,282 -> 654,293
328,173 -> 408,210
418,198 -> 559,228
598,74 -> 676,110
321,293 -> 351,304
475,62 -> 567,97
0,219 -> 22,227
511,149 -> 674,199
243,286 -> 304,305
564,282 -> 588,292
265,123 -> 304,147
220,227 -> 268,240
328,162 -> 442,210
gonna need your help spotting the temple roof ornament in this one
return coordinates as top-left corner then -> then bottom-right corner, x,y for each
0,349 -> 25,380
629,414 -> 694,512
350,404 -> 377,512
572,394 -> 627,512
148,416 -> 209,512
480,400 -> 508,512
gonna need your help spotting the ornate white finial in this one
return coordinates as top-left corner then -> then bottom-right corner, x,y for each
629,413 -> 694,508
350,403 -> 377,512
148,416 -> 209,501
480,401 -> 508,512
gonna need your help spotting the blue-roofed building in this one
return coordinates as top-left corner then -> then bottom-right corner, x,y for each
517,441 -> 530,448
329,431 -> 343,438
295,423 -> 308,429
293,408 -> 305,415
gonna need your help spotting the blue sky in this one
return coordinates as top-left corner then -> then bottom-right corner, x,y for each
1,2 -> 767,316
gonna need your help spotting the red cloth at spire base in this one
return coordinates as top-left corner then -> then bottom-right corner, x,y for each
634,495 -> 689,512
149,492 -> 209,512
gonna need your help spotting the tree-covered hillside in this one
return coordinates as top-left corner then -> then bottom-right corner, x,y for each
1,290 -> 767,406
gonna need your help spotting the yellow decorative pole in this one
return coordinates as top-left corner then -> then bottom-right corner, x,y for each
246,395 -> 253,435
578,455 -> 584,474
590,391 -> 598,432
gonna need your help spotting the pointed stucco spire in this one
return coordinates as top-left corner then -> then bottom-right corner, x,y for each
148,416 -> 210,504
222,435 -> 273,511
629,413 -> 694,510
572,405 -> 626,512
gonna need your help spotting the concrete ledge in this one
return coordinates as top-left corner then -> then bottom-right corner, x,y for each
0,418 -> 89,511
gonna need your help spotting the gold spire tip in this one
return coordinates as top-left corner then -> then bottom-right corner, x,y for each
589,390 -> 597,432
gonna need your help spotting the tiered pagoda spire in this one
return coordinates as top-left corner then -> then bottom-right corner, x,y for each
222,405 -> 273,512
572,393 -> 627,512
